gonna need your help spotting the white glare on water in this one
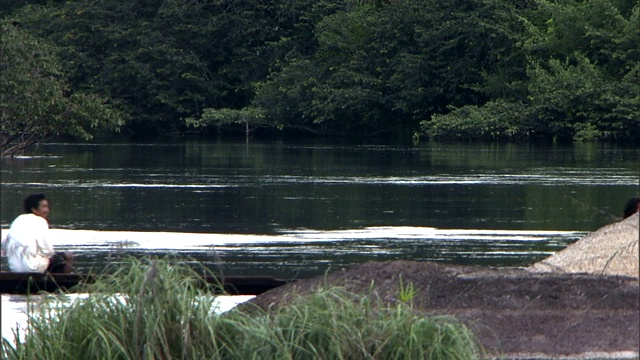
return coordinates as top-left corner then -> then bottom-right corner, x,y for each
0,227 -> 583,251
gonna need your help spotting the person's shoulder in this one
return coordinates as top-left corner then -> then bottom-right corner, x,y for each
11,214 -> 30,224
12,214 -> 47,227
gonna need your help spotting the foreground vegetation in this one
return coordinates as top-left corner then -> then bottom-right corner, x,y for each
1,258 -> 483,359
1,0 -> 638,155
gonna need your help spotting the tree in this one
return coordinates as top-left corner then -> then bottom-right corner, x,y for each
253,0 -> 526,137
186,107 -> 265,139
0,21 -> 123,156
422,0 -> 639,141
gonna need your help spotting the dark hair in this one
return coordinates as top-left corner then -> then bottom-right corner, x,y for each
23,194 -> 47,214
623,197 -> 640,219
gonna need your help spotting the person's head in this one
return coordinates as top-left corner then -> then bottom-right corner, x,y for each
23,194 -> 50,218
623,197 -> 640,219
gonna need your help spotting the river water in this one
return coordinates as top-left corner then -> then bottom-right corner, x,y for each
1,140 -> 638,276
1,140 -> 638,344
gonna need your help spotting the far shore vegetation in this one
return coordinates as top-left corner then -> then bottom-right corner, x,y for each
1,0 -> 638,156
1,257 -> 484,360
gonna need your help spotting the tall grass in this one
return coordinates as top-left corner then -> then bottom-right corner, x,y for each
2,257 -> 483,359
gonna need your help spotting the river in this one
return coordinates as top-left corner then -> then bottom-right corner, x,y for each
2,140 -> 638,277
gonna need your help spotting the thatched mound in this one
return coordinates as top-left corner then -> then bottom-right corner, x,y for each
529,213 -> 639,277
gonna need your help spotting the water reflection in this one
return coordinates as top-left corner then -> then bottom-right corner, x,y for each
2,142 -> 637,235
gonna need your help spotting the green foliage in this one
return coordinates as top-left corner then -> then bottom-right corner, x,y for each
525,55 -> 636,140
13,1 -> 218,134
398,275 -> 419,303
7,0 -> 346,137
254,59 -> 321,133
261,287 -> 482,359
4,0 -> 638,141
186,107 -> 266,130
422,0 -> 639,141
256,0 -> 525,137
424,100 -> 530,140
2,258 -> 483,359
0,20 -> 123,156
0,0 -> 49,17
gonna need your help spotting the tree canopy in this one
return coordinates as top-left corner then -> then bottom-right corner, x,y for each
1,0 -> 637,149
0,20 -> 123,156
422,0 -> 639,141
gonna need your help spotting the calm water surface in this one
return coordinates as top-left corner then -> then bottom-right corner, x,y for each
1,140 -> 638,277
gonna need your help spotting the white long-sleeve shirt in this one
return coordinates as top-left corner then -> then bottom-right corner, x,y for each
1,214 -> 55,272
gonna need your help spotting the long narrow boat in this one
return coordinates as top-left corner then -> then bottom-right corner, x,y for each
0,272 -> 292,295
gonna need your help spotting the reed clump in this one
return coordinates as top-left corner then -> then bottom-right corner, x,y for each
2,257 -> 483,359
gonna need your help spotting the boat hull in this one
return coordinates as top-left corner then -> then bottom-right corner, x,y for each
0,272 -> 290,295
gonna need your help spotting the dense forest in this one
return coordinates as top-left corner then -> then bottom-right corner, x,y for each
1,0 -> 638,154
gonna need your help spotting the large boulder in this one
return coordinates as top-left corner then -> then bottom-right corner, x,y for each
529,212 -> 639,277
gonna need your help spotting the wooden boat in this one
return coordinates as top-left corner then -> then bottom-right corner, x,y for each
0,272 -> 292,295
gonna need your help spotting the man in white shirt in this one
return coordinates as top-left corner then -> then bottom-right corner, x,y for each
2,194 -> 73,273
